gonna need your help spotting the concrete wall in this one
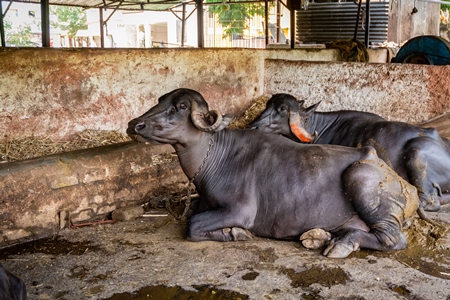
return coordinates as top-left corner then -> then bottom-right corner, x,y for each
0,142 -> 186,246
1,47 -> 390,142
264,60 -> 450,123
1,47 -> 450,247
0,48 -> 263,141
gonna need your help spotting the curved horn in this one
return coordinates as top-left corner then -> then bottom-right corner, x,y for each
190,98 -> 230,132
289,110 -> 317,143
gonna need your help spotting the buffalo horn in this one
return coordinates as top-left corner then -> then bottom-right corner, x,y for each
190,99 -> 228,132
288,111 -> 317,143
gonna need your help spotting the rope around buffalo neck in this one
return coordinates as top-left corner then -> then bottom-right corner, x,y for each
169,132 -> 215,220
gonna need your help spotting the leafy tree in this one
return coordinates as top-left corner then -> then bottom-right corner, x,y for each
441,0 -> 450,11
206,0 -> 267,38
50,6 -> 87,44
3,20 -> 35,46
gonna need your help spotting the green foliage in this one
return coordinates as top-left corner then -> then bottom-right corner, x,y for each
206,0 -> 266,38
50,6 -> 87,38
442,0 -> 450,11
4,20 -> 35,46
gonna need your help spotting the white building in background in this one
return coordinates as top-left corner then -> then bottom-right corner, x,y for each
2,1 -> 198,48
78,5 -> 289,49
77,7 -> 199,48
83,4 -> 290,49
2,2 -> 47,46
2,1 -> 289,48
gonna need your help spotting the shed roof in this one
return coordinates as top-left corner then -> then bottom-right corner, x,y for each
10,0 -> 190,12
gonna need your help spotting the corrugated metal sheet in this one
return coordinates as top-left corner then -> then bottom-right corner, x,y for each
10,0 -> 187,11
296,2 -> 389,44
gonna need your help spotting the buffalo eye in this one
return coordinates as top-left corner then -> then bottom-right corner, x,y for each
278,105 -> 288,114
179,102 -> 188,110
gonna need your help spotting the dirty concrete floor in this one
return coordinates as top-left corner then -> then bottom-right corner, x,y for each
1,206 -> 450,300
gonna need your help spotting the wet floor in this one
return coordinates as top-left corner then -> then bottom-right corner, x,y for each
1,207 -> 449,300
102,285 -> 248,300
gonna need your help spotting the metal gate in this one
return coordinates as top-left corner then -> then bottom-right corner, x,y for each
296,1 -> 389,45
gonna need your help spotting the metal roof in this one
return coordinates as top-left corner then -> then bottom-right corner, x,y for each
9,0 -> 191,12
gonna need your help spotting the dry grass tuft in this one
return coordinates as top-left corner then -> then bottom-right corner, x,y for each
1,130 -> 131,163
228,96 -> 268,129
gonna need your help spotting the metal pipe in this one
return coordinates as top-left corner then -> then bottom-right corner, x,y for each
290,2 -> 295,49
205,0 -> 272,5
364,0 -> 370,48
103,0 -> 123,24
181,2 -> 186,47
353,0 -> 362,41
41,0 -> 50,47
265,0 -> 269,46
99,8 -> 105,48
276,0 -> 280,43
3,1 -> 13,17
196,0 -> 203,47
0,1 -> 5,47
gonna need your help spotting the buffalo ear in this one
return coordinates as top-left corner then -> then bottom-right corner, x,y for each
296,99 -> 306,111
305,101 -> 321,115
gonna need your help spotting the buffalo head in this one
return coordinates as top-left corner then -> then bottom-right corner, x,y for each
127,88 -> 232,145
249,94 -> 318,143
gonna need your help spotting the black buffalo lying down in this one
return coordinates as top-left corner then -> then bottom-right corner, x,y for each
249,93 -> 450,212
128,88 -> 419,258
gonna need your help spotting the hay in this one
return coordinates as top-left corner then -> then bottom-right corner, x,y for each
325,39 -> 369,62
228,96 -> 269,129
1,130 -> 132,163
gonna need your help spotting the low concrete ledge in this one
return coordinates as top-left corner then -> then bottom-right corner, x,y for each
265,45 -> 391,63
0,142 -> 186,247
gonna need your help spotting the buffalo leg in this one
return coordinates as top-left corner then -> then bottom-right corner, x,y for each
403,137 -> 450,211
331,160 -> 418,258
323,228 -> 407,258
186,208 -> 255,242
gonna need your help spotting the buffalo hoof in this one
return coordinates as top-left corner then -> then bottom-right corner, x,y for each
402,218 -> 412,229
229,227 -> 254,241
300,228 -> 332,249
323,240 -> 359,258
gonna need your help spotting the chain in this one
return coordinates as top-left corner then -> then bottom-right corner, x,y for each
190,132 -> 215,183
179,133 -> 215,220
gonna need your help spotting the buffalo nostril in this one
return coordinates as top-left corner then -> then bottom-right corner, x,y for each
135,122 -> 146,132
